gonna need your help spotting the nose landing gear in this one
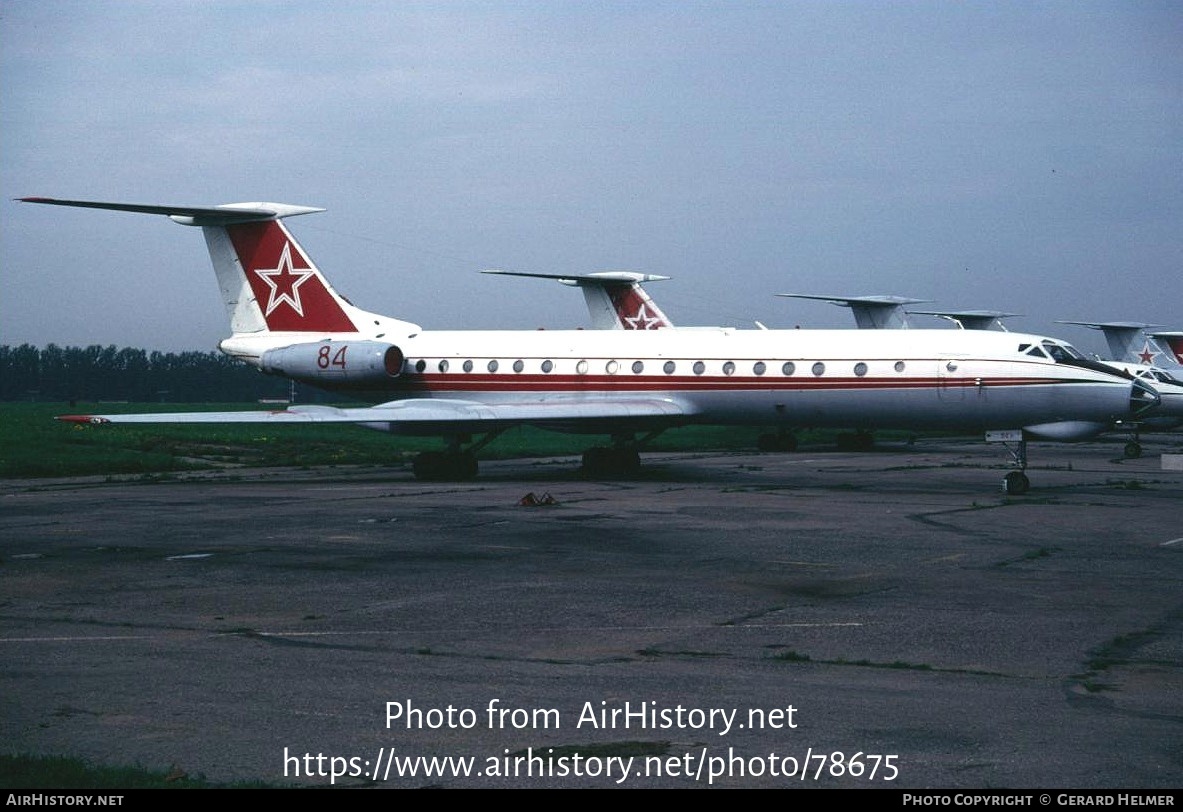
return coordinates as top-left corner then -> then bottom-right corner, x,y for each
986,430 -> 1031,495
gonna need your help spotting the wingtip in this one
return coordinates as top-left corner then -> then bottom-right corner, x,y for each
56,414 -> 108,425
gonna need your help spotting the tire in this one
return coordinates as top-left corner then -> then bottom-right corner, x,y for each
1002,471 -> 1030,495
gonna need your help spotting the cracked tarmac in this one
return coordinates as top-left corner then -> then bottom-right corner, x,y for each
2,438 -> 1181,787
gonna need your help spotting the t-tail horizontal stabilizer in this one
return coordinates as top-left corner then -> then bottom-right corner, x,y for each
19,196 -> 421,339
910,310 -> 1020,331
484,269 -> 674,330
776,294 -> 932,330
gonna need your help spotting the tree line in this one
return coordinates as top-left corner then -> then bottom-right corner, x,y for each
1,344 -> 296,403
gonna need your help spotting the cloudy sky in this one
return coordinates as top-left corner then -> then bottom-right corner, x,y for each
2,1 -> 1180,354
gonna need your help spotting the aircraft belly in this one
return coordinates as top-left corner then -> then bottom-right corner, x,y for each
392,378 -> 1133,433
660,385 -> 1101,431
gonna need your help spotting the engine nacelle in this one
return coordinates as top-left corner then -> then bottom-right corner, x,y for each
260,341 -> 404,388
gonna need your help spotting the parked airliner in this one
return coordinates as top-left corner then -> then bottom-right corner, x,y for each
21,197 -> 1159,493
1057,321 -> 1182,370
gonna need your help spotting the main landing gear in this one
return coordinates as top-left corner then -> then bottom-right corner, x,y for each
412,450 -> 478,481
835,430 -> 875,452
581,446 -> 641,476
581,430 -> 664,478
411,429 -> 659,481
411,431 -> 503,482
757,430 -> 798,452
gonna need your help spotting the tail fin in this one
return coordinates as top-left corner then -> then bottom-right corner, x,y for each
209,217 -> 358,333
1055,321 -> 1169,366
1149,332 -> 1183,366
594,273 -> 673,330
482,269 -> 674,330
18,198 -> 410,336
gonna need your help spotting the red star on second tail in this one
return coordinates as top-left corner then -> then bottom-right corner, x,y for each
1137,342 -> 1158,366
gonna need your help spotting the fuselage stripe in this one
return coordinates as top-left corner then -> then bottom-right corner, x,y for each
382,374 -> 1090,395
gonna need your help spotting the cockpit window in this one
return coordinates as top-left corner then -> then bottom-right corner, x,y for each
1026,345 -> 1049,358
1153,370 -> 1181,384
1041,340 -> 1084,362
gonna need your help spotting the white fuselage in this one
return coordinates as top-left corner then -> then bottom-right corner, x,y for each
222,326 -> 1142,436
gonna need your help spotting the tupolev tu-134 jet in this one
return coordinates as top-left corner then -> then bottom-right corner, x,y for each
21,197 -> 1161,493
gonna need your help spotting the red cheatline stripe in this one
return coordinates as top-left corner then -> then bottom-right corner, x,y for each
382,375 -> 1086,394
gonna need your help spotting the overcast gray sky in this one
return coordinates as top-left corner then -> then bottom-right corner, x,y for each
2,1 -> 1180,354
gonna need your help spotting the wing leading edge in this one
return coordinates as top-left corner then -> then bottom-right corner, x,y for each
58,398 -> 695,434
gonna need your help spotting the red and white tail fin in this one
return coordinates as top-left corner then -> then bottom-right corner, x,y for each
1149,332 -> 1183,366
596,274 -> 673,330
209,217 -> 359,333
19,198 -> 419,339
1054,321 -> 1178,367
482,269 -> 674,330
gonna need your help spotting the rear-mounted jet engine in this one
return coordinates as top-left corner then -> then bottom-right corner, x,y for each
260,341 -> 404,388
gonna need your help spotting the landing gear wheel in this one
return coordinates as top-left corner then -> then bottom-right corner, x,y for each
581,447 -> 609,477
758,432 -> 798,452
581,447 -> 641,477
617,448 -> 641,473
412,451 -> 478,481
1124,441 -> 1142,459
836,431 -> 875,452
1002,471 -> 1030,495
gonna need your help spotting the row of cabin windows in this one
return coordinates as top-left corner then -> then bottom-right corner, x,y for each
412,359 -> 909,377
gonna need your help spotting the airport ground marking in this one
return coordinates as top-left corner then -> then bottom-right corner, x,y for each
1,635 -> 153,643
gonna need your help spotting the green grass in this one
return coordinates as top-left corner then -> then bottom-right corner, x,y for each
0,402 -> 937,479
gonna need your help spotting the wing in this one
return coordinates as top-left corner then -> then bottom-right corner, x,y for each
58,397 -> 695,435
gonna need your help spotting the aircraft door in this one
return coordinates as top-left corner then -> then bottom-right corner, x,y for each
937,358 -> 967,401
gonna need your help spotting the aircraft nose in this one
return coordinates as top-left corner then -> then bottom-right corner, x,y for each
1130,377 -> 1161,416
